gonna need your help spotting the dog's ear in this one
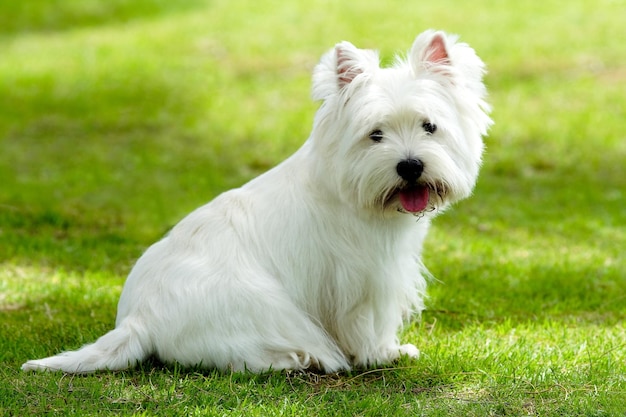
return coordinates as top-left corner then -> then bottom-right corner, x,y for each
312,42 -> 379,101
409,30 -> 492,135
409,30 -> 488,95
335,42 -> 369,89
409,30 -> 452,77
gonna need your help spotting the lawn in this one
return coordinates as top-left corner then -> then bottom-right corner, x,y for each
1,0 -> 625,415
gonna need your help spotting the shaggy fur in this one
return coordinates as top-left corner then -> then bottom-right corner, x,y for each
22,30 -> 491,374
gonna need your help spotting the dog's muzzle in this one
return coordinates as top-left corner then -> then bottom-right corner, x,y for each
394,159 -> 429,213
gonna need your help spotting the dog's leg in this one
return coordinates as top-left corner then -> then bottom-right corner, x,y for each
333,300 -> 420,368
167,296 -> 349,373
143,258 -> 349,373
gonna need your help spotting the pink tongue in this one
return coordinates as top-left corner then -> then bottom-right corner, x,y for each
399,187 -> 430,213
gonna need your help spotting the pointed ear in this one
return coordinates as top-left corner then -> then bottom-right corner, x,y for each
423,33 -> 450,65
312,41 -> 379,101
409,30 -> 452,76
335,42 -> 365,88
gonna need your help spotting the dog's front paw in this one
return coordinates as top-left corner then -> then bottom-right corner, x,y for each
398,343 -> 420,359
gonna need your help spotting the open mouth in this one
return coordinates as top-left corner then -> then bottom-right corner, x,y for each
383,181 -> 448,215
398,185 -> 430,213
377,180 -> 449,215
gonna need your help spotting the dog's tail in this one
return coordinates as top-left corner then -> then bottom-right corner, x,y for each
21,319 -> 151,373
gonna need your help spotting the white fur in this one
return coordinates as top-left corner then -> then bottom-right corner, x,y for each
22,30 -> 491,374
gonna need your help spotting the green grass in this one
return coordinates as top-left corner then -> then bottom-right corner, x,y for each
1,0 -> 625,415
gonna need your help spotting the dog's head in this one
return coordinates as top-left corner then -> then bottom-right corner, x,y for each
310,30 -> 492,217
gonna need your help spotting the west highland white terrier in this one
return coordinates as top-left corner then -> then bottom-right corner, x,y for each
23,30 -> 491,374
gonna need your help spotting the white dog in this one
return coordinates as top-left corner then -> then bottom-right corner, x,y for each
23,30 -> 491,374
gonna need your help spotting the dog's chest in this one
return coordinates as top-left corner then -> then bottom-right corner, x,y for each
275,215 -> 421,312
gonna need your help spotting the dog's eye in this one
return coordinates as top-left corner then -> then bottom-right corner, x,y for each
369,129 -> 384,142
422,121 -> 437,135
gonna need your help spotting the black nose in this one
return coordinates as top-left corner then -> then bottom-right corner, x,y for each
396,159 -> 424,182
